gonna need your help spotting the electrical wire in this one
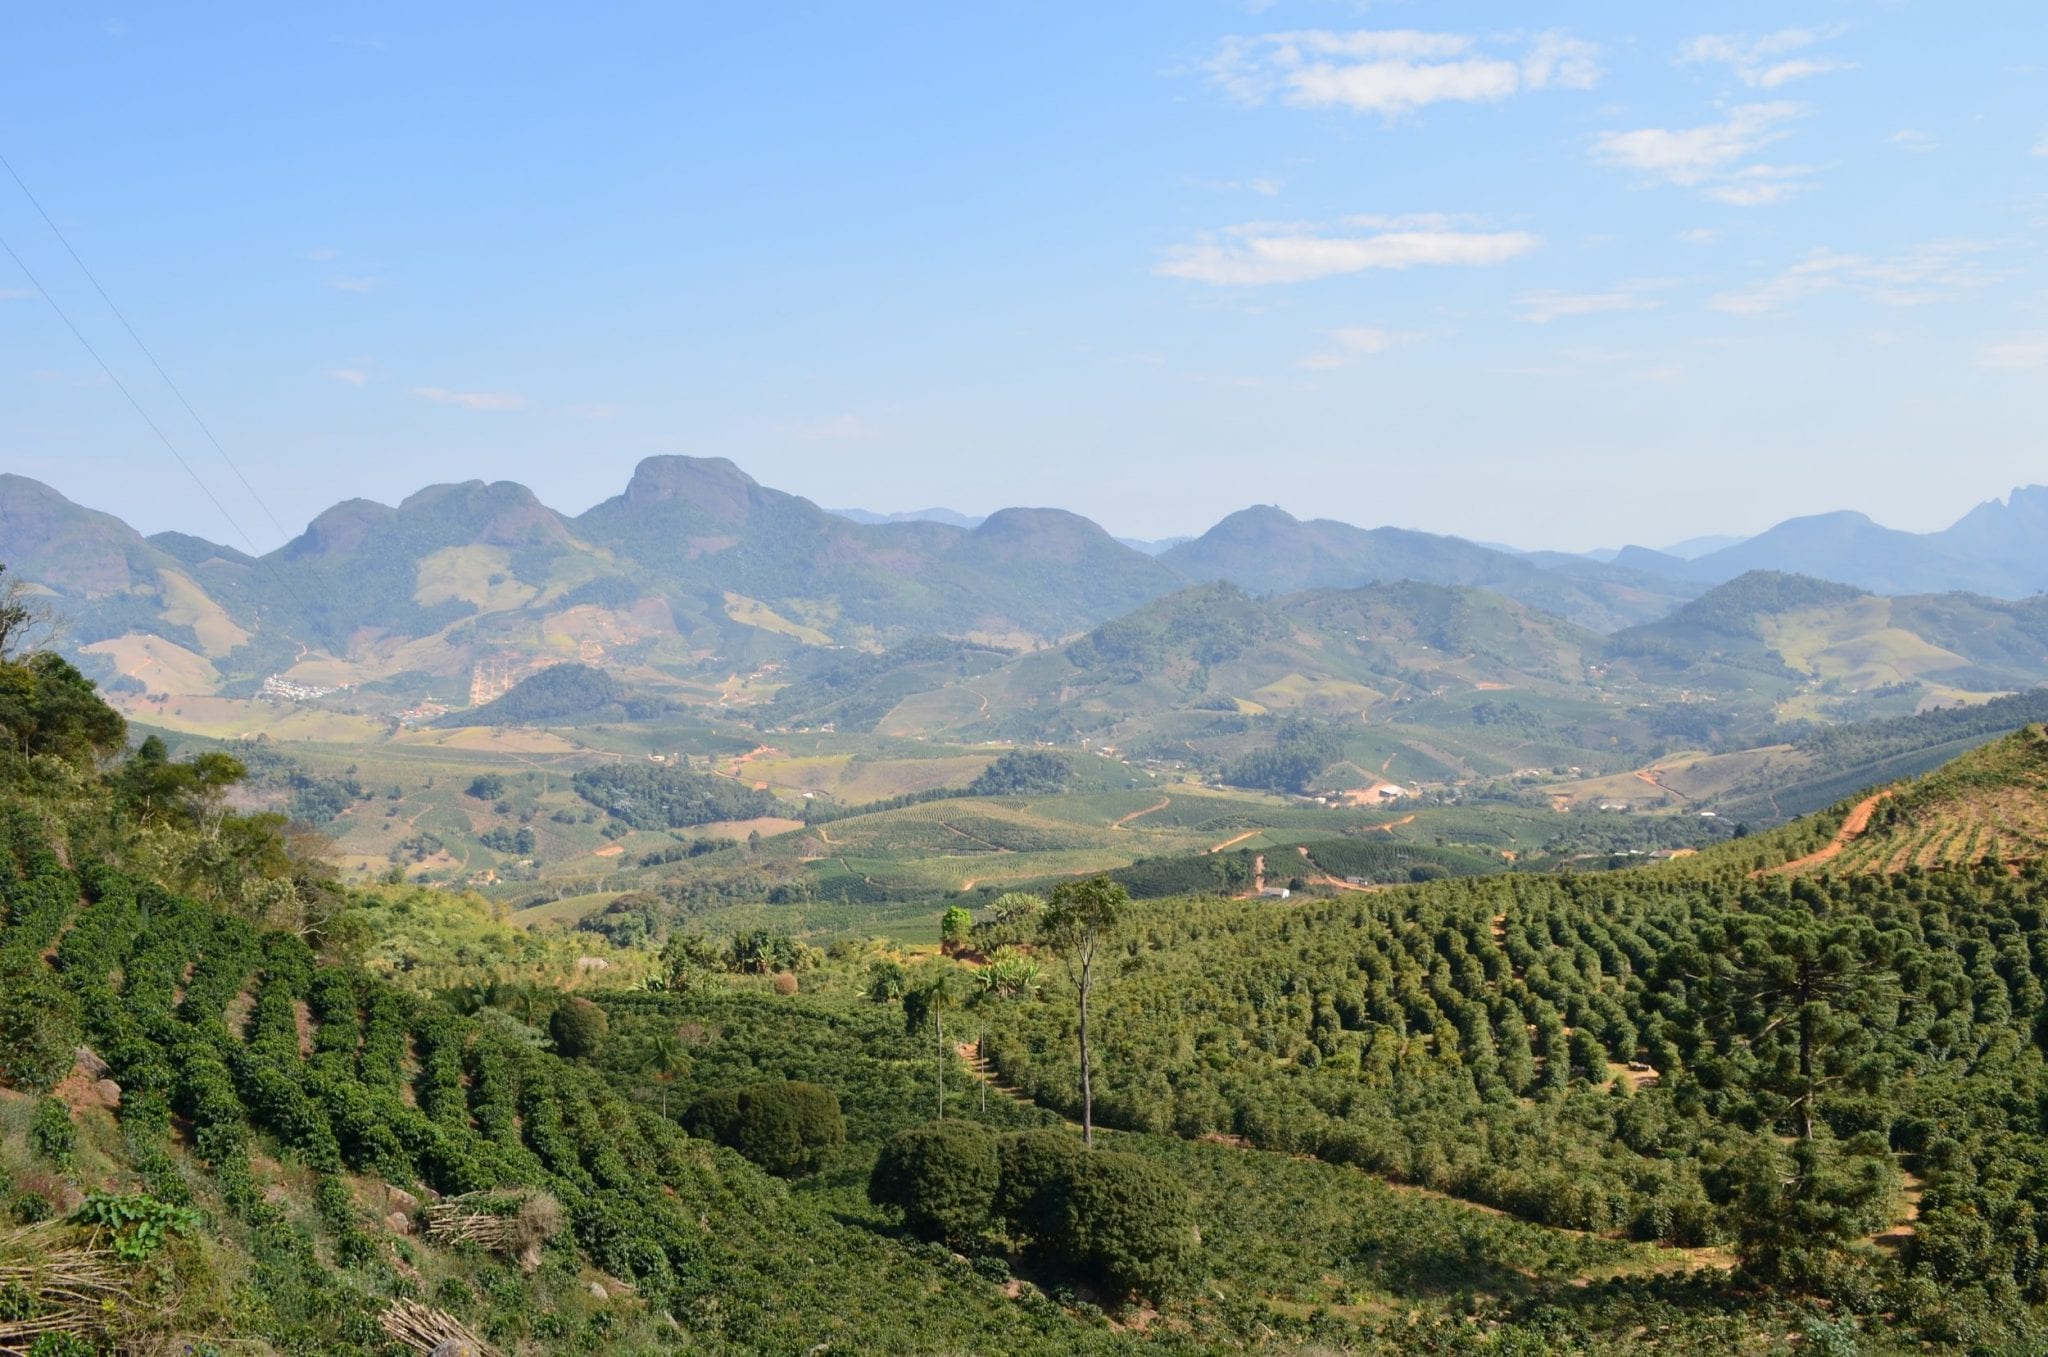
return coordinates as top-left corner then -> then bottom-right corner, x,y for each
0,149 -> 295,544
0,227 -> 267,559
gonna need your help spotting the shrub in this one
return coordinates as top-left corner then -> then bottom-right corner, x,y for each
549,998 -> 609,1059
29,1097 -> 75,1169
995,1129 -> 1085,1242
684,1081 -> 844,1178
0,964 -> 80,1093
772,971 -> 799,996
868,1121 -> 1000,1245
1052,1151 -> 1197,1304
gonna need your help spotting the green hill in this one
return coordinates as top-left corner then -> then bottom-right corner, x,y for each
17,636 -> 2048,1350
1795,724 -> 2048,874
1160,504 -> 1698,631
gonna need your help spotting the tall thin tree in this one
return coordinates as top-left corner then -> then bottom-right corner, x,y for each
1038,875 -> 1127,1147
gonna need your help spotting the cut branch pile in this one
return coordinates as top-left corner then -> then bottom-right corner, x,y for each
378,1297 -> 500,1357
0,1224 -> 137,1357
421,1189 -> 563,1258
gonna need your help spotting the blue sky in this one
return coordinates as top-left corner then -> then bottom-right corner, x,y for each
1,1 -> 2044,553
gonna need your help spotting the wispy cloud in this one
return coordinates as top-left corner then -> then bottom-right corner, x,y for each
100,18 -> 128,38
1592,102 -> 1812,205
1679,28 -> 1851,89
324,368 -> 369,386
2033,130 -> 2048,157
1514,280 -> 1673,324
570,402 -> 621,420
413,386 -> 525,411
1707,241 -> 1994,315
0,288 -> 32,301
1889,129 -> 1938,153
306,246 -> 341,262
1299,325 -> 1411,369
326,276 -> 378,293
1159,216 -> 1539,286
1981,334 -> 2048,369
1189,175 -> 1285,197
1676,227 -> 1721,246
1206,28 -> 1597,117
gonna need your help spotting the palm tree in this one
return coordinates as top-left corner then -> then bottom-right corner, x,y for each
903,967 -> 964,1119
642,1030 -> 689,1118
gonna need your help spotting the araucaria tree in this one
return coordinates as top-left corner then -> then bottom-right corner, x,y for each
1038,874 -> 1127,1147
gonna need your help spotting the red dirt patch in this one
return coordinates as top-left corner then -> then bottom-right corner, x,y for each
1764,790 -> 1894,877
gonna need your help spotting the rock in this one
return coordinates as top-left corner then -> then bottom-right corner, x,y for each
385,1211 -> 414,1235
92,1079 -> 121,1108
386,1186 -> 419,1215
588,1281 -> 609,1301
73,1046 -> 110,1079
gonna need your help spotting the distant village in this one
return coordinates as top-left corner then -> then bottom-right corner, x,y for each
259,674 -> 350,703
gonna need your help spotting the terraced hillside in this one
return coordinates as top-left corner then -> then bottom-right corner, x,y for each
1796,724 -> 2048,874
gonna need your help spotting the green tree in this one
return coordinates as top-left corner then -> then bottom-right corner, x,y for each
660,932 -> 724,990
940,904 -> 974,952
1038,874 -> 1127,1147
1053,1150 -> 1198,1303
978,892 -> 1043,949
685,1081 -> 845,1177
641,1030 -> 690,1117
865,958 -> 908,1004
549,996 -> 610,1059
995,1129 -> 1084,1244
868,1121 -> 1000,1245
904,966 -> 965,1119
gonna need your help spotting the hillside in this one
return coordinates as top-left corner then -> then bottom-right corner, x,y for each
1605,570 -> 2048,721
19,634 -> 2048,1350
1160,505 -> 1697,631
1789,724 -> 2048,874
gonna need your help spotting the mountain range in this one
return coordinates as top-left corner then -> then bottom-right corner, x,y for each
1,458 -> 2042,719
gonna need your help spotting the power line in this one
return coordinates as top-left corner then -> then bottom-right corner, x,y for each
0,227 -> 267,559
0,149 -> 295,544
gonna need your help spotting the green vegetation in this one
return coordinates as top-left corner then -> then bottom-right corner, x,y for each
684,1080 -> 845,1177
29,542 -> 2048,1352
572,760 -> 785,828
438,661 -> 658,727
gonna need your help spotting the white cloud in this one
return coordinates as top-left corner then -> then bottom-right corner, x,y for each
324,368 -> 368,386
2033,130 -> 2048,157
1189,175 -> 1284,196
0,288 -> 32,300
1676,227 -> 1721,246
1206,28 -> 1596,117
1159,219 -> 1539,285
1981,334 -> 2048,369
1679,28 -> 1851,88
1592,102 -> 1811,204
307,246 -> 341,262
1889,129 -> 1938,153
327,276 -> 378,293
1707,241 -> 1994,315
100,18 -> 128,38
1514,280 -> 1672,323
1300,325 -> 1410,368
413,386 -> 525,411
